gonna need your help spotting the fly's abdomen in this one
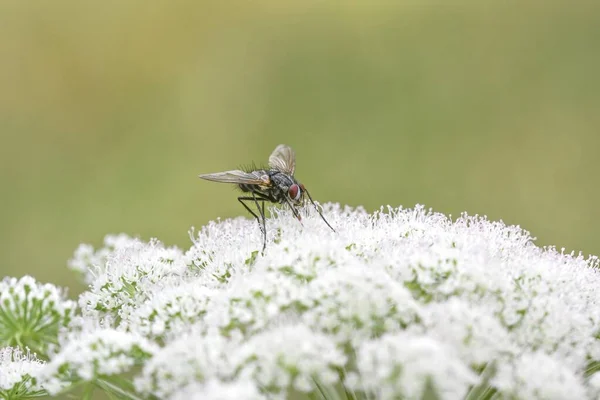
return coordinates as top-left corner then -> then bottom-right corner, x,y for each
239,184 -> 257,193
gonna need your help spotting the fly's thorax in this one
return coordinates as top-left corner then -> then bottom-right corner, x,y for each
268,171 -> 293,187
268,171 -> 304,204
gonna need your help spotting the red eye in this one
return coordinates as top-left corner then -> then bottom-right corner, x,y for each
288,184 -> 301,201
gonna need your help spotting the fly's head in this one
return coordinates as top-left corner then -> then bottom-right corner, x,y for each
287,182 -> 305,206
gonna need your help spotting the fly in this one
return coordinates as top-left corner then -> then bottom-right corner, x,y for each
199,144 -> 335,251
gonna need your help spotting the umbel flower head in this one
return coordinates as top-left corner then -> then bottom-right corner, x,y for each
8,203 -> 600,399
38,327 -> 158,395
0,347 -> 47,399
0,276 -> 75,357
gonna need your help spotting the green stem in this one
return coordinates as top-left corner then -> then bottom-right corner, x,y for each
96,378 -> 144,400
81,383 -> 95,400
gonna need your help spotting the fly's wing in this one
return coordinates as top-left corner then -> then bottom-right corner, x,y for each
268,144 -> 296,175
199,170 -> 270,185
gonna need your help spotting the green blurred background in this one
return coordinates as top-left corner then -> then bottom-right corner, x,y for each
1,1 -> 599,296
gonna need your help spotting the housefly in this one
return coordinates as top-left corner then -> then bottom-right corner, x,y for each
199,144 -> 335,251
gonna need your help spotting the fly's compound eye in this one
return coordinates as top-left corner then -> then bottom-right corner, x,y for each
288,184 -> 302,201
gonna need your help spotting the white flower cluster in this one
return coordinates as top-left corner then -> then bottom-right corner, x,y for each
39,328 -> 159,395
68,233 -> 138,283
135,324 -> 346,399
135,329 -> 237,397
233,324 -> 346,394
74,235 -> 188,319
0,347 -> 46,397
37,204 -> 600,399
347,332 -> 477,399
0,276 -> 76,355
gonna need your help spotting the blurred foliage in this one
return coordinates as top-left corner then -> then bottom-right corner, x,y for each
1,0 -> 599,296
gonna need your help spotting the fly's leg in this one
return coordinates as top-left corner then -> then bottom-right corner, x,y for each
303,188 -> 335,232
254,191 -> 267,249
238,193 -> 269,252
281,195 -> 303,224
